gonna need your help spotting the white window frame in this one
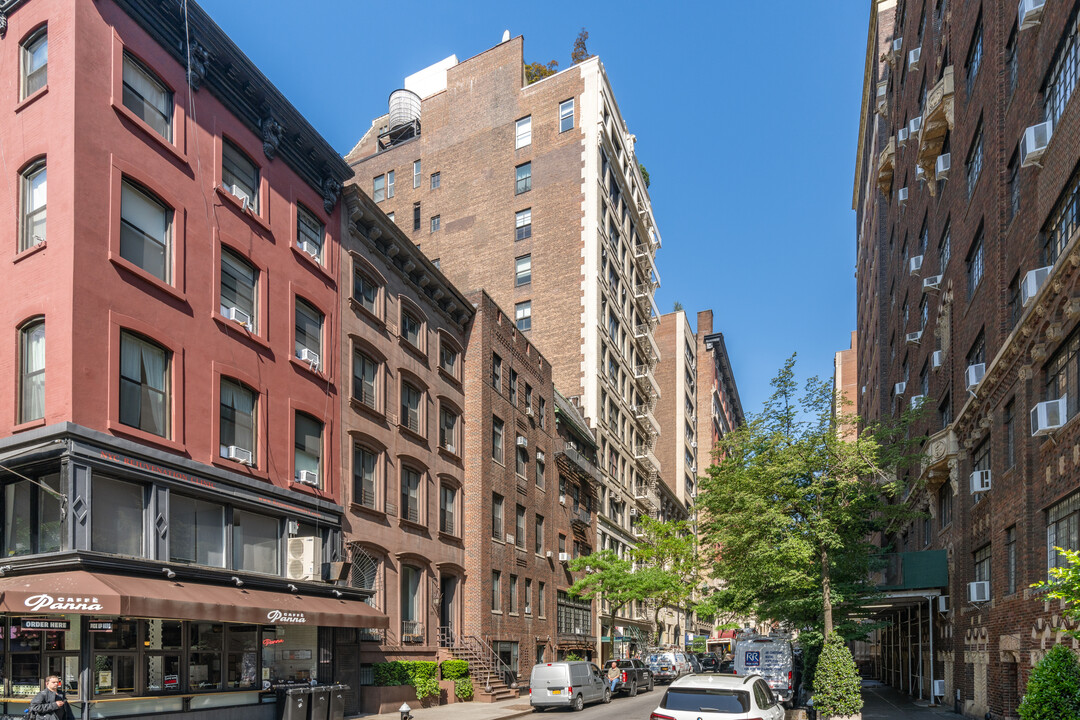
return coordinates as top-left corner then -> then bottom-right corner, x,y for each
20,160 -> 46,251
21,28 -> 47,100
559,99 -> 575,132
516,116 -> 532,149
122,52 -> 173,140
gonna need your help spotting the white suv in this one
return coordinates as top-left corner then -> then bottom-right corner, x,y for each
649,673 -> 785,720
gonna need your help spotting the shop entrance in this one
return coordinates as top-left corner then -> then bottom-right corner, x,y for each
332,630 -> 361,716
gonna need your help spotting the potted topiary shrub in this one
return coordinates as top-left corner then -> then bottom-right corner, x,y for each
1018,643 -> 1080,720
811,634 -> 862,720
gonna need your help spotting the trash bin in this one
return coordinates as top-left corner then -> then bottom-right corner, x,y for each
309,685 -> 330,720
328,684 -> 349,720
276,686 -> 311,720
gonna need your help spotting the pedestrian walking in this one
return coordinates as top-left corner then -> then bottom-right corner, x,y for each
30,675 -> 74,720
606,661 -> 620,693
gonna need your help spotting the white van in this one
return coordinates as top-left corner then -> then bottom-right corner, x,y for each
732,635 -> 795,705
529,661 -> 612,711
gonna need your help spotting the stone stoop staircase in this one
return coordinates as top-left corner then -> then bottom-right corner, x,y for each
439,628 -> 518,703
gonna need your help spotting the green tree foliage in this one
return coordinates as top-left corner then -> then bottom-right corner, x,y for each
697,356 -> 921,639
1034,547 -> 1080,625
639,163 -> 650,188
569,549 -> 649,660
571,28 -> 592,65
525,60 -> 558,84
631,515 -> 701,645
1018,643 -> 1080,720
672,301 -> 683,312
812,634 -> 862,718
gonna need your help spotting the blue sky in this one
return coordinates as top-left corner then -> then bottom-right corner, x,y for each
198,0 -> 870,416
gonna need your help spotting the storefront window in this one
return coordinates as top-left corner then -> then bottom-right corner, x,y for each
226,626 -> 257,689
261,625 -> 319,685
93,619 -> 138,696
10,619 -> 42,697
189,623 -> 223,691
232,510 -> 279,575
91,477 -> 145,556
170,495 -> 225,567
3,474 -> 62,556
145,620 -> 182,693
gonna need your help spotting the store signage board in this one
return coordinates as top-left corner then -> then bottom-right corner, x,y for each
21,618 -> 70,631
88,621 -> 114,632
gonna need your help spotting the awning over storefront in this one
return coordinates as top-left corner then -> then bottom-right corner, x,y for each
0,570 -> 388,628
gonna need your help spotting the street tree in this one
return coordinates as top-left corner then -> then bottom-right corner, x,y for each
630,515 -> 701,645
568,549 -> 648,660
697,355 -> 919,640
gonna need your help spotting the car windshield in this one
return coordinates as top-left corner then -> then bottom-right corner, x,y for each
662,688 -> 749,713
616,660 -> 635,668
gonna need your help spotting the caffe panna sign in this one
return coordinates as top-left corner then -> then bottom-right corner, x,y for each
24,594 -> 105,613
267,609 -> 306,624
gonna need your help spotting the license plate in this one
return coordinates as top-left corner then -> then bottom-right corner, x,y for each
660,667 -> 669,671
551,689 -> 561,695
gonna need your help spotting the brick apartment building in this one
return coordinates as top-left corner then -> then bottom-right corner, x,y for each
695,311 -> 745,476
344,36 -> 664,653
458,289 -> 599,686
335,185 -> 473,710
0,0 -> 384,718
854,0 -> 1080,716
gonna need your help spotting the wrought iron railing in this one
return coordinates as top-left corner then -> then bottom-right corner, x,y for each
401,620 -> 424,643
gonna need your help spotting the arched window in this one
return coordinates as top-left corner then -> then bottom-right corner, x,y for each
20,159 -> 46,251
119,330 -> 169,437
19,319 -> 45,423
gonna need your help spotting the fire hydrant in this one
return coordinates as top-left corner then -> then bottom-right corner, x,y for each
399,702 -> 413,720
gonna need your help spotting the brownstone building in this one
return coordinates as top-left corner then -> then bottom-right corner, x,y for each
344,35 -> 663,652
855,0 -> 1080,716
336,185 -> 474,707
460,291 -> 598,688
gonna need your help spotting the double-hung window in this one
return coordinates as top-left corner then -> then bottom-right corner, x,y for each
430,172 -> 440,189
439,485 -> 456,535
373,175 -> 385,203
516,116 -> 532,149
967,233 -> 984,299
1045,19 -> 1080,127
119,331 -> 169,437
966,126 -> 983,198
559,99 -> 575,132
294,299 -> 323,368
387,170 -> 395,198
353,351 -> 378,409
296,204 -> 324,262
1047,324 -> 1080,419
19,160 -> 47,250
120,179 -> 172,282
516,439 -> 527,477
440,343 -> 458,376
516,208 -> 532,241
219,379 -> 256,463
401,468 -> 421,523
401,311 -> 422,348
354,270 -> 378,315
122,53 -> 172,139
220,249 -> 258,331
19,320 -> 45,423
21,28 -> 47,99
966,22 -> 982,98
401,382 -> 422,434
973,545 -> 991,591
492,493 -> 504,539
440,407 -> 458,453
971,438 -> 990,505
515,163 -> 532,195
515,255 -> 532,286
492,416 -> 505,462
222,139 -> 259,212
515,505 -> 526,548
515,301 -> 532,331
294,412 -> 323,486
353,444 -> 377,509
1048,491 -> 1080,573
413,160 -> 421,188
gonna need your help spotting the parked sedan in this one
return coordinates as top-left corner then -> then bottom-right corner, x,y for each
648,673 -> 785,720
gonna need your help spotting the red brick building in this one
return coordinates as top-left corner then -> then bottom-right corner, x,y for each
0,0 -> 380,718
855,0 -> 1080,715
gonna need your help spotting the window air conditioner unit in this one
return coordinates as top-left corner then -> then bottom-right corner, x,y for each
970,470 -> 992,493
524,605 -> 531,614
559,495 -> 566,505
916,166 -> 926,182
933,679 -> 945,698
286,536 -> 321,581
861,385 -> 867,395
1031,396 -> 1067,436
223,306 -> 252,329
299,240 -> 320,259
922,275 -> 942,292
936,153 -> 951,180
891,38 -> 903,58
877,81 -> 888,99
908,116 -> 922,137
505,534 -> 515,545
909,255 -> 923,275
906,331 -> 923,344
546,550 -> 553,558
908,47 -> 921,71
226,445 -> 253,465
910,395 -> 926,409
516,436 -> 528,448
898,187 -> 909,206
526,406 -> 535,418
238,193 -> 253,212
932,350 -> 943,369
1021,121 -> 1053,167
937,595 -> 949,614
1019,0 -> 1046,30
965,363 -> 986,392
299,348 -> 320,369
297,470 -> 319,486
968,580 -> 990,603
894,381 -> 907,395
559,552 -> 570,563
630,508 -> 638,516
898,127 -> 909,147
1021,266 -> 1053,307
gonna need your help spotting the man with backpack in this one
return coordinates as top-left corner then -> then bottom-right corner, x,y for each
29,675 -> 73,720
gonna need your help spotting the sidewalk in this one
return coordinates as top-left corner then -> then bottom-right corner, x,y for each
861,680 -> 958,719
349,696 -> 534,720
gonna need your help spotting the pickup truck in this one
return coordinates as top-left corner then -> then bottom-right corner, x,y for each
611,658 -> 654,696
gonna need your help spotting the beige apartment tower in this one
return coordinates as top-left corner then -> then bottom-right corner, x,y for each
345,35 -> 663,654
